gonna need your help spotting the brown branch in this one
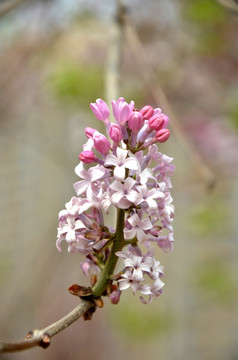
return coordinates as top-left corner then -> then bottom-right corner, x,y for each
0,0 -> 31,18
216,0 -> 238,14
105,0 -> 126,105
0,298 -> 94,353
123,12 -> 216,189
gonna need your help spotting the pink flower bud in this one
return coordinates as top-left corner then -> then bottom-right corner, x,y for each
81,261 -> 90,275
128,111 -> 144,131
109,290 -> 121,304
112,97 -> 134,124
79,150 -> 96,164
90,99 -> 110,121
156,128 -> 170,143
154,107 -> 162,116
109,124 -> 123,142
93,132 -> 111,155
140,105 -> 154,120
149,114 -> 166,131
85,127 -> 96,139
163,115 -> 169,128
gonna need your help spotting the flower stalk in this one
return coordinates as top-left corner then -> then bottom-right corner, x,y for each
92,208 -> 125,298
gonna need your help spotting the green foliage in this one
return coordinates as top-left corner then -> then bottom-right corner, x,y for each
194,261 -> 236,304
0,255 -> 13,284
108,297 -> 173,340
48,64 -> 103,106
184,0 -> 226,25
183,0 -> 228,55
228,103 -> 238,130
196,30 -> 227,55
189,203 -> 229,236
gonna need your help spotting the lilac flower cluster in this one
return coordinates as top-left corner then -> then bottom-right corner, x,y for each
57,98 -> 175,304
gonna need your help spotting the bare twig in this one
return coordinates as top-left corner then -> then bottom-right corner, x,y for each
0,0 -> 31,18
216,0 -> 238,14
105,0 -> 126,105
123,13 -> 216,188
0,299 -> 94,353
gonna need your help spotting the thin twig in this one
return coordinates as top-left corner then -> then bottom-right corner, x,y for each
216,0 -> 238,14
105,0 -> 126,105
123,12 -> 216,188
0,0 -> 31,18
0,299 -> 93,353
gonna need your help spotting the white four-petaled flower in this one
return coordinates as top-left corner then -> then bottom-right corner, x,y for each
105,147 -> 139,181
124,213 -> 153,242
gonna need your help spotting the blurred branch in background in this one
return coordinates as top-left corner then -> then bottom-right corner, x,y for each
0,0 -> 31,17
0,299 -> 94,353
105,0 -> 125,104
123,7 -> 216,189
216,0 -> 238,14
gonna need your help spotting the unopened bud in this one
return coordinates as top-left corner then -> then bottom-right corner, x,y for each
149,114 -> 166,131
140,105 -> 154,120
90,99 -> 110,121
154,107 -> 162,115
112,98 -> 134,123
109,124 -> 123,142
85,127 -> 96,139
156,128 -> 170,143
163,115 -> 169,128
109,290 -> 121,304
128,111 -> 144,131
93,132 -> 111,154
79,150 -> 96,164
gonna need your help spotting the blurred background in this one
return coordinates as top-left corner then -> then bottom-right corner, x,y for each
0,0 -> 238,359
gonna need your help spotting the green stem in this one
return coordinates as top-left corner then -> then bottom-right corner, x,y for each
92,208 -> 125,298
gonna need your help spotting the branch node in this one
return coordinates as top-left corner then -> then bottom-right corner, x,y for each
39,333 -> 51,349
25,331 -> 33,340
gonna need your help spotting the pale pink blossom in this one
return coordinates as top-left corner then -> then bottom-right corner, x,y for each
73,162 -> 106,197
116,249 -> 152,280
140,278 -> 164,304
82,138 -> 94,151
67,236 -> 92,255
105,147 -> 139,181
124,213 -> 153,242
162,194 -> 175,221
80,259 -> 100,276
118,270 -> 141,293
133,184 -> 164,210
57,217 -> 86,252
59,196 -> 81,218
155,232 -> 174,253
136,167 -> 155,185
142,256 -> 164,280
116,248 -> 165,302
110,177 -> 137,209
